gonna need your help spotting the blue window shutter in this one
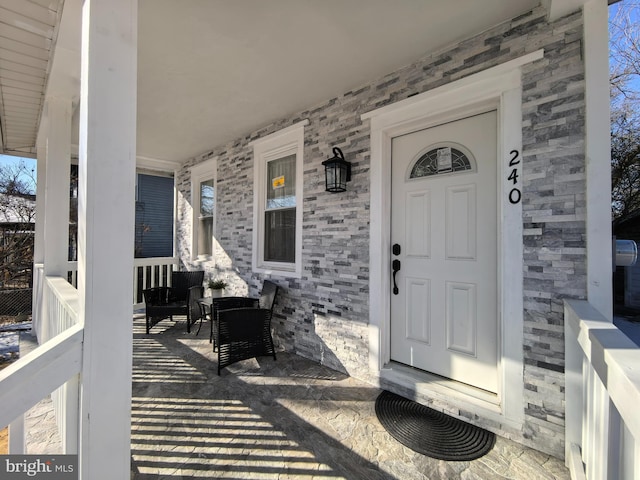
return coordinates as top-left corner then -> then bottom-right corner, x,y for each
135,174 -> 174,258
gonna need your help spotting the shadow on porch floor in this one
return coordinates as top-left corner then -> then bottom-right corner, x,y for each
130,315 -> 569,480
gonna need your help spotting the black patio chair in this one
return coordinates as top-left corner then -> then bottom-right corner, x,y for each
211,280 -> 279,374
207,280 -> 279,347
142,270 -> 204,334
169,270 -> 205,304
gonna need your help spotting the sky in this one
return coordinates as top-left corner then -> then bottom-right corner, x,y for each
0,154 -> 37,191
609,0 -> 640,94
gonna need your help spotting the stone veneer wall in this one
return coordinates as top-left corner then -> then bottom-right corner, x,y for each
176,7 -> 586,458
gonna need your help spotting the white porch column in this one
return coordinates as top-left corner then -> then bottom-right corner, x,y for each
33,140 -> 47,266
77,0 -> 137,478
32,139 -> 47,342
14,137 -> 43,450
584,0 -> 613,320
42,98 -> 78,453
43,97 -> 72,278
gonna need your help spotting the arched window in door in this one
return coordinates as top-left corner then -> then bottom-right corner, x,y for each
409,142 -> 476,179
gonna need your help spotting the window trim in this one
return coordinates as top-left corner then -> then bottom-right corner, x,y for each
190,158 -> 217,262
251,120 -> 307,277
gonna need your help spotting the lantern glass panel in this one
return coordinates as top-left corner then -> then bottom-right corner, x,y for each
325,165 -> 336,190
336,164 -> 347,189
325,161 -> 348,192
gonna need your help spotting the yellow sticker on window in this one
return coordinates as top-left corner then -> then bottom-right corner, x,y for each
272,175 -> 285,189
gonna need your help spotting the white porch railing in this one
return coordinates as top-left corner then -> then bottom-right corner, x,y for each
32,263 -> 45,343
5,256 -> 178,454
44,276 -> 80,453
132,256 -> 178,309
61,256 -> 178,310
1,274 -> 82,454
34,258 -> 177,338
43,276 -> 79,342
565,300 -> 640,480
67,261 -> 78,288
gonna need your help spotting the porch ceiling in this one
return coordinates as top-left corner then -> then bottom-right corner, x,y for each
0,0 -> 64,158
1,0 -> 544,164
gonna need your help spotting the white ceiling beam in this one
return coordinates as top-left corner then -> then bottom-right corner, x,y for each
543,0 -> 589,22
136,155 -> 182,172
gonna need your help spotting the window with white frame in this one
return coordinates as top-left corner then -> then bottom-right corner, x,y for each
251,120 -> 307,276
191,158 -> 217,260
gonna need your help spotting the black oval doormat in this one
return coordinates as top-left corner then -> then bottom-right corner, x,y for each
375,390 -> 496,461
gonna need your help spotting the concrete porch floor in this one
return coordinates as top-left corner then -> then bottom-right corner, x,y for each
129,315 -> 569,480
22,315 -> 570,479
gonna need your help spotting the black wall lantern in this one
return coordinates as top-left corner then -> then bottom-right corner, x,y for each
322,147 -> 351,193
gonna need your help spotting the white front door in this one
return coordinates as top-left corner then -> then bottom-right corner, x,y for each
390,110 -> 498,393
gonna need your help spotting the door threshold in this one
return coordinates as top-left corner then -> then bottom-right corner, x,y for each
380,361 -> 512,425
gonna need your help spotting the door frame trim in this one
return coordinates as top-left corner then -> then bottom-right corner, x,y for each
363,50 -> 543,426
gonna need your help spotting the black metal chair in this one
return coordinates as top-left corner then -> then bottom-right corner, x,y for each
210,280 -> 279,374
142,270 -> 204,334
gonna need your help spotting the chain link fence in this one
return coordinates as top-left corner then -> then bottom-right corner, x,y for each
0,220 -> 34,320
0,266 -> 32,366
0,264 -> 32,319
0,288 -> 31,317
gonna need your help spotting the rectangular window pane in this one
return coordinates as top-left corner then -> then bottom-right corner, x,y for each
264,208 -> 295,263
200,180 -> 214,216
266,155 -> 296,209
198,217 -> 213,256
199,179 -> 214,256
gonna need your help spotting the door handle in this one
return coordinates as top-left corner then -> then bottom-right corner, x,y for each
392,259 -> 401,295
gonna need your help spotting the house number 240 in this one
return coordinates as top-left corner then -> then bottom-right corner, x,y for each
508,149 -> 521,204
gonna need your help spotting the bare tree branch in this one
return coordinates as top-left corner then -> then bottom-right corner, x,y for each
0,159 -> 36,288
611,2 -> 640,222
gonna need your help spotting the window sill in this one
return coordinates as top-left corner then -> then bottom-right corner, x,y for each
253,263 -> 301,279
193,255 -> 214,264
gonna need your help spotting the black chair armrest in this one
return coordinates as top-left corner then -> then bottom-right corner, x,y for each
212,297 -> 259,317
187,286 -> 205,320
